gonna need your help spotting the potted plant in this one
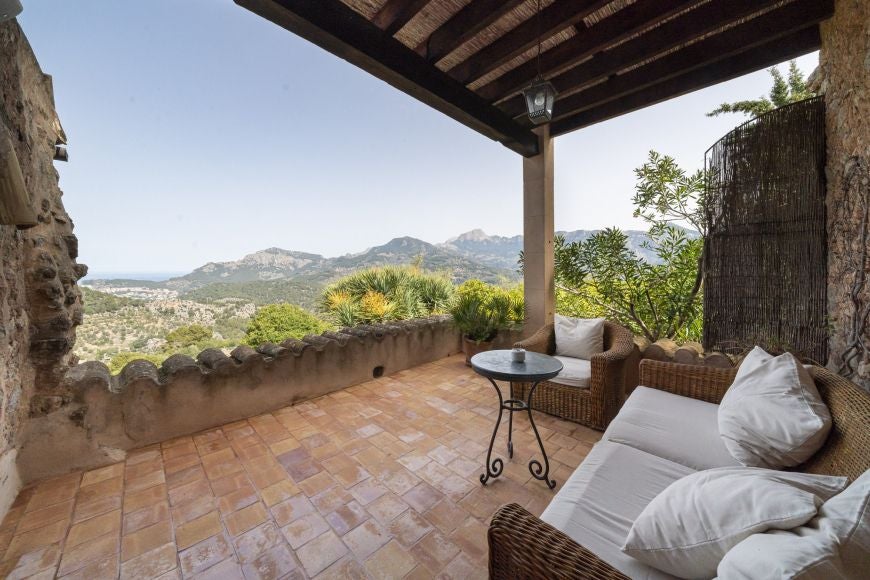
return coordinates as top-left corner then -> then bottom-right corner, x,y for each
450,285 -> 523,365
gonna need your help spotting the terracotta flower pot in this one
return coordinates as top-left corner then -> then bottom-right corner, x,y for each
463,336 -> 493,366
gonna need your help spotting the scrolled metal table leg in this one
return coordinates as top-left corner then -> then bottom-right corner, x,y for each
525,380 -> 556,489
480,377 -> 505,485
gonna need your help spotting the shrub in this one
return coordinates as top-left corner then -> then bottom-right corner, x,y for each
108,351 -> 165,374
450,280 -> 524,343
321,266 -> 454,326
244,303 -> 331,346
165,324 -> 212,349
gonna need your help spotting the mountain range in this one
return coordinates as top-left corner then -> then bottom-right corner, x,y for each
83,229 -> 663,300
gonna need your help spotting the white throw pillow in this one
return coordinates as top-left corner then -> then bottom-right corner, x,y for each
621,467 -> 848,579
718,469 -> 870,580
718,346 -> 832,469
554,315 -> 604,359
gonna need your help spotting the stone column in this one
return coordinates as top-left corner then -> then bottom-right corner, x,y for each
523,126 -> 555,333
820,0 -> 870,389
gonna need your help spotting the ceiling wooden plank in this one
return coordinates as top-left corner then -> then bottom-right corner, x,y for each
546,0 -> 834,123
448,0 -> 613,85
550,26 -> 821,137
476,0 -> 701,103
496,0 -> 789,118
414,0 -> 526,63
373,0 -> 432,37
235,0 -> 539,156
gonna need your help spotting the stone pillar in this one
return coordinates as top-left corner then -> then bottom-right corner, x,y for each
523,126 -> 555,333
820,0 -> 870,389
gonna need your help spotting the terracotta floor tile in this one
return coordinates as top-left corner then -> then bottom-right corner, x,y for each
178,533 -> 233,577
402,482 -> 444,514
449,516 -> 489,562
0,543 -> 61,578
120,543 -> 178,580
57,532 -> 118,576
218,486 -> 259,517
175,511 -> 222,550
271,494 -> 315,527
200,447 -> 235,468
76,476 -> 123,507
123,501 -> 169,535
424,499 -> 468,534
295,531 -> 347,577
168,477 -> 211,507
4,518 -> 69,561
341,519 -> 392,560
410,530 -> 460,573
171,495 -> 217,526
389,509 -> 433,547
324,500 -> 368,535
121,519 -> 172,562
66,509 -> 121,549
348,480 -> 388,506
27,476 -> 79,511
74,495 -> 122,524
366,492 -> 410,524
315,556 -> 368,580
203,459 -> 244,481
224,502 -> 268,537
298,471 -> 337,497
280,512 -> 329,549
437,551 -> 485,579
269,437 -> 301,456
191,557 -> 243,579
125,469 -> 165,494
15,499 -> 74,533
241,543 -> 299,580
81,464 -> 125,488
310,487 -> 354,516
364,540 -> 417,580
57,552 -> 118,580
259,479 -> 300,507
233,521 -> 282,564
163,453 -> 201,476
166,464 -> 205,490
126,447 -> 161,466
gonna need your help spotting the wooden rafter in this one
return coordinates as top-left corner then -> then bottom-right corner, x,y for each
497,0 -> 788,118
544,0 -> 834,124
551,26 -> 822,136
235,0 -> 540,156
447,0 -> 613,85
475,0 -> 701,103
414,0 -> 526,63
373,0 -> 432,37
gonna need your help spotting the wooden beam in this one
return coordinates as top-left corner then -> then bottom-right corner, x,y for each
550,26 -> 822,137
476,0 -> 701,103
373,0 -> 431,37
448,0 -> 613,85
497,0 -> 787,118
414,0 -> 526,63
234,0 -> 539,156
547,0 -> 834,123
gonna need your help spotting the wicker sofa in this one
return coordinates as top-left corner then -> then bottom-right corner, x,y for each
489,360 -> 870,579
512,321 -> 635,430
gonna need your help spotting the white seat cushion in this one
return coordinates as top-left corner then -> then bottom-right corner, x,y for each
604,386 -> 741,471
541,441 -> 694,579
550,356 -> 591,388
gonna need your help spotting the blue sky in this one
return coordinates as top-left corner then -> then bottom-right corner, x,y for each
18,1 -> 818,274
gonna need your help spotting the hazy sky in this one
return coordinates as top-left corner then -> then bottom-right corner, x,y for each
18,1 -> 819,274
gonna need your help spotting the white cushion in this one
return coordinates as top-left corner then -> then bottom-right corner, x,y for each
554,315 -> 604,359
604,386 -> 741,471
622,467 -> 848,579
718,468 -> 870,579
718,346 -> 832,469
542,441 -> 693,579
551,356 -> 591,388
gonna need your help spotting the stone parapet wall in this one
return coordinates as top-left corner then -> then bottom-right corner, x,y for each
820,0 -> 870,390
18,317 -> 469,482
624,337 -> 735,394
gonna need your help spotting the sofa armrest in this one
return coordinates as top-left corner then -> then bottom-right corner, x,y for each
489,503 -> 630,580
638,360 -> 736,404
514,324 -> 555,354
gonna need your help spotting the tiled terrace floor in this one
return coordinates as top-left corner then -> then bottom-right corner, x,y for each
0,356 -> 601,579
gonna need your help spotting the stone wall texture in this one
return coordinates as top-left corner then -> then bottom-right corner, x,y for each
0,22 -> 86,516
821,0 -> 870,390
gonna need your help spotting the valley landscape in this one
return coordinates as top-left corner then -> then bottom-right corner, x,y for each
76,229 -> 658,365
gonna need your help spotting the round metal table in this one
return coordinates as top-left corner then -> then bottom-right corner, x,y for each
470,350 -> 563,489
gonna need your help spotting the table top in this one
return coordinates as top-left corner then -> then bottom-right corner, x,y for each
470,350 -> 563,382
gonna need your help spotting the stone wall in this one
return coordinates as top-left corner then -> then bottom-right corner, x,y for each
0,22 -> 85,518
18,318 -> 473,482
624,338 -> 735,394
820,0 -> 870,390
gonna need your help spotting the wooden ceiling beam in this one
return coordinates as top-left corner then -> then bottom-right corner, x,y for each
497,0 -> 786,118
414,0 -> 526,63
448,0 -> 613,85
546,0 -> 834,124
551,26 -> 822,137
476,0 -> 701,103
373,0 -> 432,37
234,0 -> 540,156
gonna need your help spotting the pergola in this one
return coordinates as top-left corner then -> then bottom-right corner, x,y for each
235,0 -> 832,330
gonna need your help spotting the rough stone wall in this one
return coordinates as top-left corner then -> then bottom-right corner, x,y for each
19,318 -> 468,482
0,22 -> 85,516
820,0 -> 870,390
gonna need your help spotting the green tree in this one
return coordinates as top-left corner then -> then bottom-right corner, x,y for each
164,324 -> 212,349
707,61 -> 814,118
450,280 -> 524,342
244,304 -> 331,346
108,351 -> 165,374
550,152 -> 705,342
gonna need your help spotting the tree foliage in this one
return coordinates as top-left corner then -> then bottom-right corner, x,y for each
244,303 -> 331,346
553,152 -> 705,342
164,324 -> 212,349
449,280 -> 524,343
107,351 -> 166,374
320,266 -> 454,327
707,61 -> 814,118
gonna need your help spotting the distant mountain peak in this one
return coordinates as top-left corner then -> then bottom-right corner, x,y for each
447,229 -> 490,243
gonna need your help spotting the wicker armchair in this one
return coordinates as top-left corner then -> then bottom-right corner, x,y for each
489,360 -> 870,579
512,321 -> 635,430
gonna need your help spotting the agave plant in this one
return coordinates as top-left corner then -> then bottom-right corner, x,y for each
449,284 -> 523,344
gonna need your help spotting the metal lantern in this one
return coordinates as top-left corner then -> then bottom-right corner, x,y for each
522,77 -> 557,125
0,0 -> 22,23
